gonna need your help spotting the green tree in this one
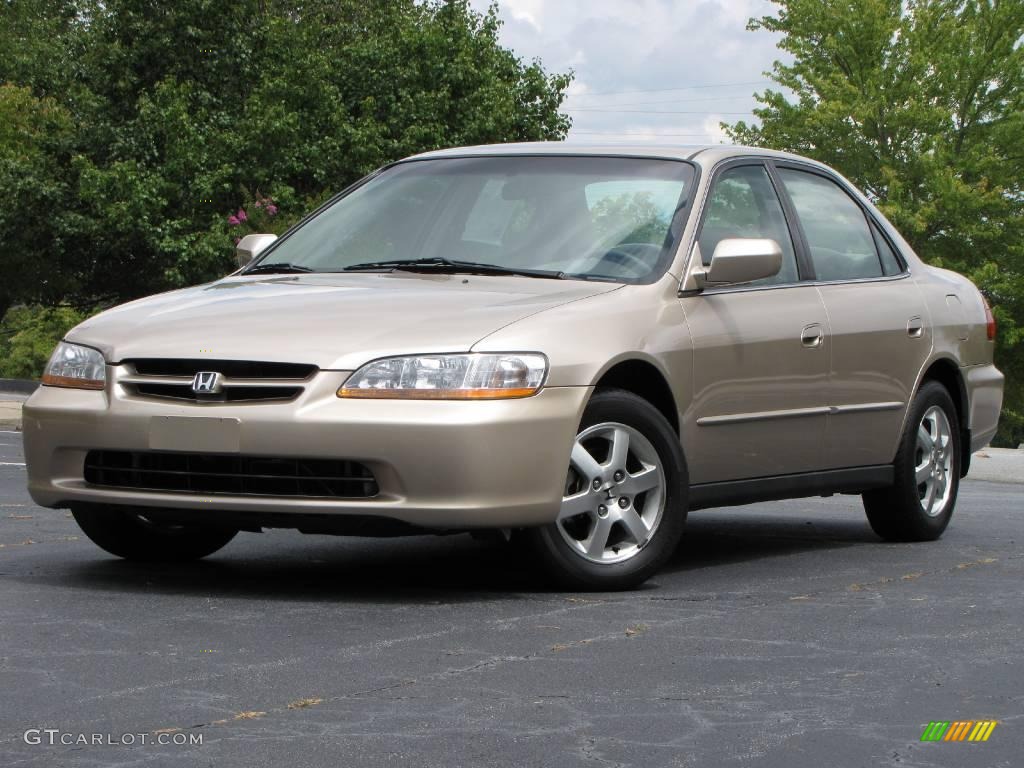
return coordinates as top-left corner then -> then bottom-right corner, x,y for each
728,0 -> 1024,446
0,305 -> 93,379
0,0 -> 571,335
0,84 -> 80,322
0,0 -> 87,99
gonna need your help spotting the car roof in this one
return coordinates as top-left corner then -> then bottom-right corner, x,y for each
407,142 -> 827,170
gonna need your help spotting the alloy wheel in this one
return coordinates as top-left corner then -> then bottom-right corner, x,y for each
915,405 -> 954,517
557,422 -> 666,564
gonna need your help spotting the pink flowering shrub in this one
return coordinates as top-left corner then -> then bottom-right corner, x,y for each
225,189 -> 287,244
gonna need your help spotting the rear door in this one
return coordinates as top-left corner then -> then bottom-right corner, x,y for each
774,164 -> 930,469
680,160 -> 831,483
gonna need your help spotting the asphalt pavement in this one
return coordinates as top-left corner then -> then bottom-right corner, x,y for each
0,429 -> 1021,767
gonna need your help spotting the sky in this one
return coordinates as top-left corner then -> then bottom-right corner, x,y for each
467,0 -> 788,145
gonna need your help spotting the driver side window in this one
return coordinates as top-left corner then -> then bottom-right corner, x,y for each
698,164 -> 799,286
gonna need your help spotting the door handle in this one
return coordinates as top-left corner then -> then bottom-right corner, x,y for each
907,316 -> 924,338
801,323 -> 824,348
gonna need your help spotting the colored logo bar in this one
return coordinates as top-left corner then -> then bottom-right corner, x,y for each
920,721 -> 997,742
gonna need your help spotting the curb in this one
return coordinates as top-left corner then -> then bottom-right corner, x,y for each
0,380 -> 34,431
0,378 -> 39,395
0,398 -> 25,432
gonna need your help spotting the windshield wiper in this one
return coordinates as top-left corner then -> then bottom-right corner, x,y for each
341,256 -> 565,279
244,263 -> 315,275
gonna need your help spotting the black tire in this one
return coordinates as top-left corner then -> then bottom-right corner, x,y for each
71,503 -> 237,562
863,381 -> 961,542
526,388 -> 688,590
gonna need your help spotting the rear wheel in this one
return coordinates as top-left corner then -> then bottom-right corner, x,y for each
527,389 -> 687,590
863,381 -> 960,541
71,503 -> 237,562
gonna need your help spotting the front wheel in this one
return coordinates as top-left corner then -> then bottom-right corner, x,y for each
71,503 -> 238,562
527,388 -> 688,590
863,381 -> 961,541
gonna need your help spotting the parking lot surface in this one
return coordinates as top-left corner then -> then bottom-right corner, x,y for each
0,430 -> 1020,767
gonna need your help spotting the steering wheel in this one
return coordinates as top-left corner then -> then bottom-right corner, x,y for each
596,243 -> 662,276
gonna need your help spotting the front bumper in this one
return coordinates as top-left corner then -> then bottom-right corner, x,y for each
23,370 -> 590,529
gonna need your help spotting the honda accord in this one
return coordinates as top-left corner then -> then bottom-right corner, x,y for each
23,144 -> 1004,589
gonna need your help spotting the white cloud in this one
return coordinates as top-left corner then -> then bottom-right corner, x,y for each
469,0 -> 788,145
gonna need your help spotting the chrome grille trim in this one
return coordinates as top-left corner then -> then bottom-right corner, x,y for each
127,359 -> 317,379
119,359 -> 317,403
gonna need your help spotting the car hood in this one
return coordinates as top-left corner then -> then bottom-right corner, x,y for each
67,272 -> 620,370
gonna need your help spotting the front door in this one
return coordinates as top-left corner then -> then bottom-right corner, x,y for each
680,162 -> 831,484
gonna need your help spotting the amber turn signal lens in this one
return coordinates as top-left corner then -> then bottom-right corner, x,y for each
40,374 -> 105,390
41,342 -> 107,390
337,386 -> 539,400
338,353 -> 547,399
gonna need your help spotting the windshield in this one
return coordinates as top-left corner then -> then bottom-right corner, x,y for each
248,155 -> 695,282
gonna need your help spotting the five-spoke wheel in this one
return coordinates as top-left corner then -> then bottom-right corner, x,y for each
528,388 -> 687,590
915,405 -> 954,517
557,423 -> 665,563
864,381 -> 961,541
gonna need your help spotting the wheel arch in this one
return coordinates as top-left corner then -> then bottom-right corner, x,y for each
592,358 -> 680,436
918,357 -> 971,477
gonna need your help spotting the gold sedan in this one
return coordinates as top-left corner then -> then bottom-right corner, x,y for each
23,144 -> 1004,589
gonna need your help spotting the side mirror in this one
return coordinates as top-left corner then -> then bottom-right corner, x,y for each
235,233 -> 278,269
692,238 -> 782,290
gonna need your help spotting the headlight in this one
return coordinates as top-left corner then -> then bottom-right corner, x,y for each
41,342 -> 106,390
338,353 -> 547,399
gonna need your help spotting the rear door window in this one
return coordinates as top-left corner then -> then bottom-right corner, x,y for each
871,221 -> 904,276
777,169 -> 884,281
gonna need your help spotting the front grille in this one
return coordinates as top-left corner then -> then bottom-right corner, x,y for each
133,383 -> 302,402
129,359 -> 317,379
120,358 -> 318,404
84,451 -> 378,499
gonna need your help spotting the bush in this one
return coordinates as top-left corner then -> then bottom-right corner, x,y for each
0,305 -> 96,380
993,409 -> 1024,449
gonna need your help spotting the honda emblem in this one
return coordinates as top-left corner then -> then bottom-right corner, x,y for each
191,371 -> 222,394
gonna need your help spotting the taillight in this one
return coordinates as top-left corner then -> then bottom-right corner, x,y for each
982,296 -> 996,341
